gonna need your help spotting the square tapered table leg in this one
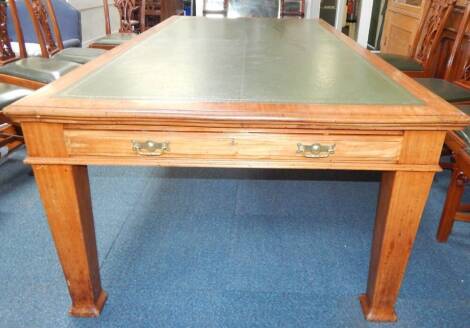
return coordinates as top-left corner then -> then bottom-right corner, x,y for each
33,164 -> 107,317
360,171 -> 435,321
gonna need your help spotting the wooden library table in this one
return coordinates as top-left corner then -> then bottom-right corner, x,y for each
4,16 -> 470,322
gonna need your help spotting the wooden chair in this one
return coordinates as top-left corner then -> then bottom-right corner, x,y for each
0,113 -> 24,162
437,104 -> 470,242
202,0 -> 228,17
0,83 -> 34,149
379,0 -> 457,78
0,0 -> 79,90
415,4 -> 470,104
89,0 -> 140,50
22,0 -> 106,64
116,0 -> 144,32
280,0 -> 305,18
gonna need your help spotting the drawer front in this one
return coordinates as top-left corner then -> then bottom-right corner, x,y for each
64,130 -> 403,162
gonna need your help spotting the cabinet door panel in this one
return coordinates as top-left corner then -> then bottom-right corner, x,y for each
381,0 -> 426,56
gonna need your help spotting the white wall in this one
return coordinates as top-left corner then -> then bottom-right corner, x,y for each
305,0 -> 320,19
66,0 -> 120,46
356,0 -> 373,47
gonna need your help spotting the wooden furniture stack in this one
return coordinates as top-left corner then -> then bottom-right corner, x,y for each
417,1 -> 470,104
143,0 -> 161,27
280,0 -> 305,18
379,0 -> 458,77
381,0 -> 428,57
434,0 -> 470,85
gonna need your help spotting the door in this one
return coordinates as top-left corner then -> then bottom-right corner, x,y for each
320,0 -> 337,26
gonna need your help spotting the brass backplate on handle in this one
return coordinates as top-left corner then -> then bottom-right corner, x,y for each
132,140 -> 169,156
297,143 -> 336,158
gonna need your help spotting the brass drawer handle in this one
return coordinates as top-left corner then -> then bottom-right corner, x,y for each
132,140 -> 169,156
297,143 -> 336,158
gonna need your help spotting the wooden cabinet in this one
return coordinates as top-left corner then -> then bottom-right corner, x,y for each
381,0 -> 427,56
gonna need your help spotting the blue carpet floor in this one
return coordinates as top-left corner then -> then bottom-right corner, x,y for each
0,149 -> 469,328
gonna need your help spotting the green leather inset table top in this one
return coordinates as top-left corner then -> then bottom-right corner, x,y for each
59,17 -> 422,105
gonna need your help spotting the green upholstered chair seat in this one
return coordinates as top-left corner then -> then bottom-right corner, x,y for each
93,33 -> 135,46
0,58 -> 80,84
0,83 -> 33,110
54,47 -> 106,64
416,78 -> 470,103
378,53 -> 423,72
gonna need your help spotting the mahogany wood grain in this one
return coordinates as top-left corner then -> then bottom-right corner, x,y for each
23,0 -> 66,58
0,2 -> 17,65
32,164 -> 107,317
443,4 -> 470,81
23,123 -> 107,316
104,0 -> 112,35
361,170 -> 435,321
434,3 -> 470,80
432,6 -> 470,242
88,43 -> 116,51
454,211 -> 470,221
160,0 -> 179,22
63,130 -> 403,162
382,0 -> 457,78
407,0 -> 457,77
436,130 -> 470,242
399,131 -> 446,164
0,74 -> 45,90
143,0 -> 161,28
7,0 -> 28,58
436,167 -> 466,241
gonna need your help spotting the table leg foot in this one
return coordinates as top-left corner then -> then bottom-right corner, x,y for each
359,294 -> 397,322
69,290 -> 108,317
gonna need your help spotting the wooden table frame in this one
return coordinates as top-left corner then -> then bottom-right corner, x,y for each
4,17 -> 470,322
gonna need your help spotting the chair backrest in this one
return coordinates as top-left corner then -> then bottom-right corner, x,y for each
22,0 -> 64,58
115,0 -> 141,33
0,0 -> 27,65
7,0 -> 81,47
203,0 -> 228,17
444,4 -> 470,87
280,0 -> 305,18
103,0 -> 112,35
102,0 -> 143,34
134,0 -> 146,32
411,0 -> 457,72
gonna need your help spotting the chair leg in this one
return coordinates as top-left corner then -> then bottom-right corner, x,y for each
437,168 -> 467,242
